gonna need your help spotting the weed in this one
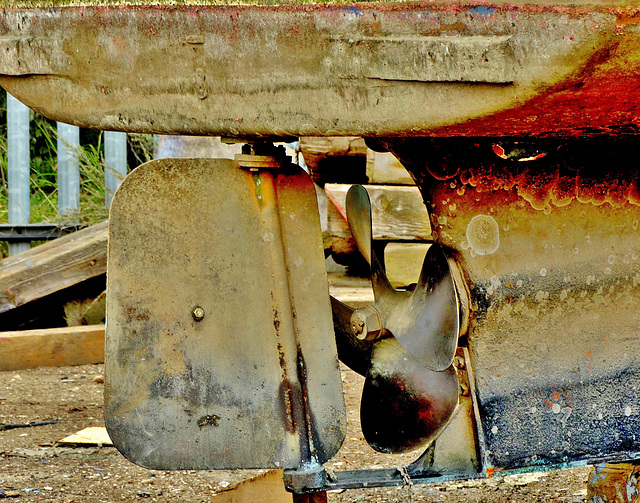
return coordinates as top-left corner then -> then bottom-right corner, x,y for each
0,98 -> 154,258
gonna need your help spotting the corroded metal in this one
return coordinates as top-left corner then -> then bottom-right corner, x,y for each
7,0 -> 640,495
1,3 -> 639,137
105,158 -> 346,470
588,462 -> 640,502
349,305 -> 382,341
385,137 -> 640,470
294,347 -> 481,490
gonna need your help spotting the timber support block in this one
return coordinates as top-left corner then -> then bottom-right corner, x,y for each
0,324 -> 105,371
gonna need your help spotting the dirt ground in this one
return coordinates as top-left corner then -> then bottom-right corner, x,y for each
1,363 -> 591,502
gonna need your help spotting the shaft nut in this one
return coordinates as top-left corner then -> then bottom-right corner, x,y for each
350,306 -> 383,341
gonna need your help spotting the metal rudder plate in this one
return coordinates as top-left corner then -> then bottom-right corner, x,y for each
105,158 -> 346,470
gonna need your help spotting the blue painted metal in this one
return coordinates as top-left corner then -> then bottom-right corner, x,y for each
104,131 -> 127,207
7,92 -> 30,255
56,122 -> 80,218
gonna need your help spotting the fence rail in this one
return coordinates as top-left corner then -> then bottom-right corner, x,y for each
2,92 -> 128,256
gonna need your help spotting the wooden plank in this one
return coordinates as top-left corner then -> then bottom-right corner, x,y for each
327,271 -> 374,307
0,221 -> 102,268
0,324 -> 105,371
365,150 -> 415,185
385,242 -> 431,289
58,426 -> 114,447
82,290 -> 106,325
0,222 -> 107,313
299,136 -> 367,172
64,295 -> 100,327
211,470 -> 292,503
325,184 -> 431,242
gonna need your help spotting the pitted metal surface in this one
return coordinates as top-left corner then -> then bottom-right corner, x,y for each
387,138 -> 640,470
2,3 -> 638,137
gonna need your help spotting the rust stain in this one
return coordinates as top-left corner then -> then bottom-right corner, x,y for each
427,36 -> 640,138
439,21 -> 469,32
273,309 -> 281,333
391,138 -> 640,217
295,343 -> 317,460
278,377 -> 303,436
124,304 -> 150,322
197,414 -> 220,429
588,463 -> 640,502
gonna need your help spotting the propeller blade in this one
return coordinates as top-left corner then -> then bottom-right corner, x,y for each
345,185 -> 405,309
385,244 -> 460,372
345,184 -> 373,266
360,337 -> 459,454
342,186 -> 461,453
330,296 -> 374,377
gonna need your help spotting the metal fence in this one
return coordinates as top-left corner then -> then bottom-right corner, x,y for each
2,92 -> 128,256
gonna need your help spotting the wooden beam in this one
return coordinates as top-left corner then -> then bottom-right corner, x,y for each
365,150 -> 415,185
0,324 -> 105,371
58,426 -> 114,447
211,470 -> 292,503
0,222 -> 107,313
82,290 -> 107,325
384,242 -> 430,289
299,137 -> 367,173
325,184 -> 431,242
327,271 -> 374,307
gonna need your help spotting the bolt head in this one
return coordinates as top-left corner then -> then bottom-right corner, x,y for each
192,306 -> 205,321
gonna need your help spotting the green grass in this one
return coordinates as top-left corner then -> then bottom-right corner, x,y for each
0,108 -> 154,259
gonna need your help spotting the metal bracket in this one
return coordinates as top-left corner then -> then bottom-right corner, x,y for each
283,464 -> 328,494
233,141 -> 293,171
0,223 -> 87,242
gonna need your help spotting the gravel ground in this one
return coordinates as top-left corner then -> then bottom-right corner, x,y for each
1,364 -> 591,502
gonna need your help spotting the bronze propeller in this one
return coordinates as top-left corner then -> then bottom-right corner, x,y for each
331,184 -> 460,454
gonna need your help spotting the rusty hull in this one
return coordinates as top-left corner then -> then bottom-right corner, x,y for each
1,2 -> 640,137
382,137 -> 640,471
6,0 -> 640,484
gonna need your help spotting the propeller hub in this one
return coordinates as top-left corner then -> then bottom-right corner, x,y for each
350,306 -> 383,341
